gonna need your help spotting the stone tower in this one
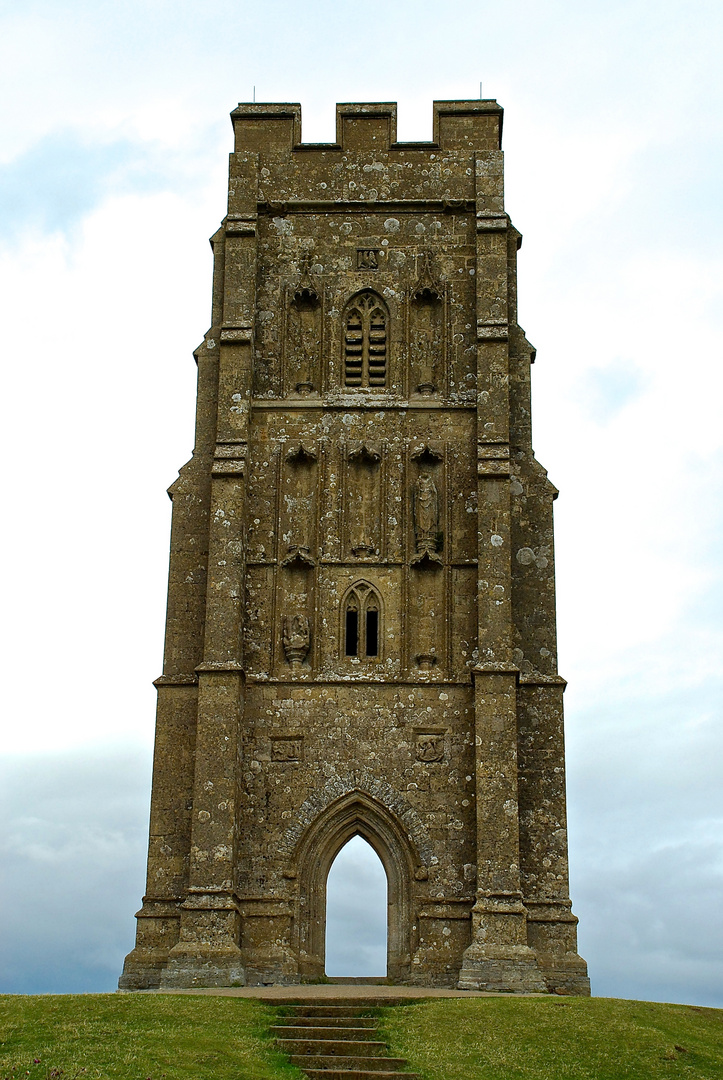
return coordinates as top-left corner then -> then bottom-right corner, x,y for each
119,99 -> 590,995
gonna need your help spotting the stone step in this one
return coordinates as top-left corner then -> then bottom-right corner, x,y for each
272,1002 -> 417,1080
280,1002 -> 376,1010
267,998 -> 418,1009
282,1007 -> 376,1018
301,1072 -> 419,1080
275,1039 -> 388,1057
290,1056 -> 408,1072
275,1016 -> 378,1028
272,1025 -> 379,1041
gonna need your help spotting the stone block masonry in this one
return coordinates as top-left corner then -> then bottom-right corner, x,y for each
118,98 -> 590,996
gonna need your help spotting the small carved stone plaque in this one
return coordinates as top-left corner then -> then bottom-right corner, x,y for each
357,248 -> 379,270
270,737 -> 303,762
415,732 -> 445,762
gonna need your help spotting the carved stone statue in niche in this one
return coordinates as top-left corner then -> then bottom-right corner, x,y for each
282,614 -> 310,667
410,252 -> 443,394
289,256 -> 320,394
348,442 -> 381,557
412,473 -> 442,565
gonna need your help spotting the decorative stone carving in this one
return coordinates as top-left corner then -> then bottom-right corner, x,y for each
415,732 -> 444,762
411,251 -> 443,303
285,441 -> 318,464
271,736 -> 303,761
347,442 -> 381,464
410,441 -> 444,464
282,614 -> 310,667
357,248 -> 379,270
411,473 -> 442,565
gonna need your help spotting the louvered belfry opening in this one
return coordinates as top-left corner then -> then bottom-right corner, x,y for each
344,291 -> 387,387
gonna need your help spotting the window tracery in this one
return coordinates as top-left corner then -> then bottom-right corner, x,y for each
343,582 -> 382,659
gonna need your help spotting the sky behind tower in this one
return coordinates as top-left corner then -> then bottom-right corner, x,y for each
1,0 -> 722,1006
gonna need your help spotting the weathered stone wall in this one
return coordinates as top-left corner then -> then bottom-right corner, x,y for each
118,99 -> 589,995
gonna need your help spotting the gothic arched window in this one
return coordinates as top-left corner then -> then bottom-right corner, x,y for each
344,292 -> 388,388
343,582 -> 381,659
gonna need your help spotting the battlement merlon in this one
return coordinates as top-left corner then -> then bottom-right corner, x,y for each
229,99 -> 503,154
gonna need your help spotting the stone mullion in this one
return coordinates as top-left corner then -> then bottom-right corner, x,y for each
458,154 -> 545,991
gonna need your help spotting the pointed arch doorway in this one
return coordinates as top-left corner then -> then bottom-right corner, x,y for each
294,791 -> 417,982
325,835 -> 387,977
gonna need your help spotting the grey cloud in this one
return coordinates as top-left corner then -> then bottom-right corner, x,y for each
325,836 -> 387,978
0,748 -> 150,994
567,679 -> 723,1008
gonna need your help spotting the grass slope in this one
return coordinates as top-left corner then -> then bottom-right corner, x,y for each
380,997 -> 723,1080
0,995 -> 297,1080
1,994 -> 722,1080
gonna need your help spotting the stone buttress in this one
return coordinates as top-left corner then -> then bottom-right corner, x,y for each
119,99 -> 590,995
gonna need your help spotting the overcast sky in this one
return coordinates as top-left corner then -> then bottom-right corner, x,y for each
1,0 -> 721,1007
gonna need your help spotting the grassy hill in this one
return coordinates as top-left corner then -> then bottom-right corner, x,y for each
1,993 -> 722,1080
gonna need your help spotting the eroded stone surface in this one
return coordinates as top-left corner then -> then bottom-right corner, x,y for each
118,99 -> 590,996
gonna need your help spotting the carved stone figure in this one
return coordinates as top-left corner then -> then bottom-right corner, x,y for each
416,733 -> 444,762
282,614 -> 310,667
413,473 -> 439,554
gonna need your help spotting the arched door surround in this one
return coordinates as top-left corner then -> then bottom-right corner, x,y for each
293,789 -> 419,981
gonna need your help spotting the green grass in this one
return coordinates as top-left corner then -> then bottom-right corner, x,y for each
0,995 -> 300,1080
380,997 -> 723,1080
2,994 -> 722,1080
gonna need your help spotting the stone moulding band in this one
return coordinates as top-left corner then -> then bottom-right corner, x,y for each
153,673 -> 198,687
258,199 -> 477,215
249,400 -> 477,410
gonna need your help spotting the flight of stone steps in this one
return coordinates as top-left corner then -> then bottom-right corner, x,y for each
271,1002 -> 420,1080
